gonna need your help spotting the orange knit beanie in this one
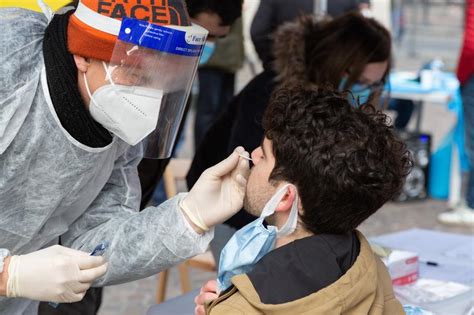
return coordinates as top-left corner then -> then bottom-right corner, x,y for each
67,0 -> 191,61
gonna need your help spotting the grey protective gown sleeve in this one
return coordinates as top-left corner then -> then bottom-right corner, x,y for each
60,145 -> 214,286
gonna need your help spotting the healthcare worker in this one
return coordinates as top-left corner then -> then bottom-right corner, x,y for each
0,0 -> 250,314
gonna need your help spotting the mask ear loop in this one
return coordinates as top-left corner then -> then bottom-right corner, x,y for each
83,62 -> 114,108
259,184 -> 291,218
101,62 -> 140,107
276,186 -> 299,237
83,72 -> 93,100
102,62 -> 116,86
83,61 -> 112,99
83,71 -> 105,111
259,184 -> 300,238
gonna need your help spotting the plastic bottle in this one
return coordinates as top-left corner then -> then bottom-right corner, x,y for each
430,58 -> 444,89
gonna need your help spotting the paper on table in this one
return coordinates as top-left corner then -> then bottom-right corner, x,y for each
444,242 -> 474,262
419,262 -> 474,285
394,279 -> 471,304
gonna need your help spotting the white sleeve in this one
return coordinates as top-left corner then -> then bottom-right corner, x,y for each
60,146 -> 214,286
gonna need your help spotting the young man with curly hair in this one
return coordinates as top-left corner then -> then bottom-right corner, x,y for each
195,83 -> 411,314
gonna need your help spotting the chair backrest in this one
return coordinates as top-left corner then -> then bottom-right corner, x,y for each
164,158 -> 217,271
163,159 -> 192,199
156,158 -> 216,304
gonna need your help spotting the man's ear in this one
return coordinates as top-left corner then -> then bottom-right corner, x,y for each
73,55 -> 90,73
275,185 -> 297,213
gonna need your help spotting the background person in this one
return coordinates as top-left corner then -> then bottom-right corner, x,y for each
438,0 -> 474,227
195,83 -> 411,315
194,18 -> 245,149
250,0 -> 371,71
250,0 -> 413,130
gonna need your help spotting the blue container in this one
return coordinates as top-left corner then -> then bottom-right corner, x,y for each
429,131 -> 453,199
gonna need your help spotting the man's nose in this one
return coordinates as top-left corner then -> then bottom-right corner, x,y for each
251,148 -> 260,163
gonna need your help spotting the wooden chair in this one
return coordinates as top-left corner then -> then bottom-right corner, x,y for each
156,159 -> 217,303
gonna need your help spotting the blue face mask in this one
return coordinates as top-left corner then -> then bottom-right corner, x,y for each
217,184 -> 299,292
339,77 -> 372,107
199,42 -> 216,66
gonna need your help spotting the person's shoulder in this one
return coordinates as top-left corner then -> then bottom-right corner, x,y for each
0,8 -> 47,84
0,8 -> 48,33
372,255 -> 405,314
0,8 -> 47,148
0,8 -> 48,66
239,71 -> 276,102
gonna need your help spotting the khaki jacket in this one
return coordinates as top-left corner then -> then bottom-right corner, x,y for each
206,232 -> 404,314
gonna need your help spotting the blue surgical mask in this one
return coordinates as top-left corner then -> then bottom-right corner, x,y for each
199,42 -> 216,66
217,184 -> 299,292
339,77 -> 371,107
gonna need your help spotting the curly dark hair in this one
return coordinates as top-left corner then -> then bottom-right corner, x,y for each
185,0 -> 243,26
262,83 -> 412,234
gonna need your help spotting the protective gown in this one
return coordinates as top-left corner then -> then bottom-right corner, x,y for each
0,9 -> 213,314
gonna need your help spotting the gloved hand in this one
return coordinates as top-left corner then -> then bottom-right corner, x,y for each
181,147 -> 250,232
7,245 -> 107,303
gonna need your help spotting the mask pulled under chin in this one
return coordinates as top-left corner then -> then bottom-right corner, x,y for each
216,184 -> 299,292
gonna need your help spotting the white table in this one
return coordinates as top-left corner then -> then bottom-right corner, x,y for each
372,229 -> 474,314
389,91 -> 452,133
387,71 -> 456,132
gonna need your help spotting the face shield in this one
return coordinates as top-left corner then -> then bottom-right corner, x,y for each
90,17 -> 207,159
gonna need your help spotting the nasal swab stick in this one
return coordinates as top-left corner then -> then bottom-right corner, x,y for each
238,154 -> 253,161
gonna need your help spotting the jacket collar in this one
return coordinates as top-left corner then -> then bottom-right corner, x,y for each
244,231 -> 360,304
221,232 -> 379,313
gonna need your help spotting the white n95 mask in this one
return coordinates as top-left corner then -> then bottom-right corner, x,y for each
216,184 -> 299,292
101,19 -> 207,158
85,63 -> 164,146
